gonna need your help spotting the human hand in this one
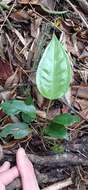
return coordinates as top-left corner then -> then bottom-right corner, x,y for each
0,148 -> 39,190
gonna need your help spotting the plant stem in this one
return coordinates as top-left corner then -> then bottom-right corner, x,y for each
46,100 -> 52,119
40,4 -> 68,15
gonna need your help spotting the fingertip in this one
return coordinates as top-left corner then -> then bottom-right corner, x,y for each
17,147 -> 26,157
0,182 -> 5,190
16,147 -> 34,175
0,161 -> 10,173
4,161 -> 10,168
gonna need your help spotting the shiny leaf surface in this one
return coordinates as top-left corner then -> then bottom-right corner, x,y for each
0,99 -> 36,122
44,122 -> 68,139
53,113 -> 80,126
36,34 -> 72,99
0,122 -> 31,139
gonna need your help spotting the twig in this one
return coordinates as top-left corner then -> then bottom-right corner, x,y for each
0,6 -> 12,30
4,150 -> 88,189
42,178 -> 72,190
3,151 -> 88,167
0,145 -> 3,161
62,98 -> 88,122
27,153 -> 88,166
65,0 -> 88,28
0,1 -> 15,32
40,4 -> 68,15
76,0 -> 88,14
6,177 -> 72,190
28,3 -> 61,32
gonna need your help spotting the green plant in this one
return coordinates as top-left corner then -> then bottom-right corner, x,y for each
0,35 -> 80,142
36,34 -> 80,139
43,113 -> 80,139
50,144 -> 65,154
0,122 -> 32,140
0,98 -> 36,140
36,34 -> 72,100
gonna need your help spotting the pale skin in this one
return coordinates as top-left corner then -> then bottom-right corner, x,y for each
0,148 -> 40,190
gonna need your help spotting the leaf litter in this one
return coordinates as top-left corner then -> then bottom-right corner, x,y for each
0,0 -> 88,189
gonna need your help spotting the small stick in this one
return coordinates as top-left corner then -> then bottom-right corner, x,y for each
0,0 -> 15,32
0,145 -> 3,161
42,178 -> 72,190
76,0 -> 88,14
65,0 -> 88,28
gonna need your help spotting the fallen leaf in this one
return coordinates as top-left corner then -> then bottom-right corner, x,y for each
10,10 -> 30,22
0,58 -> 13,85
5,68 -> 19,89
79,46 -> 88,63
31,16 -> 42,38
73,97 -> 88,120
36,110 -> 46,119
17,0 -> 40,4
18,0 -> 29,3
0,90 -> 15,101
17,0 -> 55,11
72,85 -> 88,100
41,0 -> 55,10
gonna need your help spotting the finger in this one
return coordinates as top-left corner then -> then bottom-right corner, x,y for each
0,182 -> 5,190
16,148 -> 39,190
0,166 -> 19,186
0,162 -> 10,173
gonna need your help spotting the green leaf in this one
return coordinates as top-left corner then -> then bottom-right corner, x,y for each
22,112 -> 35,123
50,144 -> 64,154
0,122 -> 31,139
0,2 -> 9,10
1,100 -> 36,122
24,96 -> 34,105
36,34 -> 72,100
53,113 -> 80,126
44,122 -> 68,139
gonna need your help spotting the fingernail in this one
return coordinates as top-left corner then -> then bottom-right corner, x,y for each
18,148 -> 26,155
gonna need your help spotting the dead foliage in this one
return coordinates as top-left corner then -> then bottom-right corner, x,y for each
0,0 -> 88,189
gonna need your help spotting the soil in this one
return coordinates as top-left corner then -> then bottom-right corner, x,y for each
0,0 -> 88,189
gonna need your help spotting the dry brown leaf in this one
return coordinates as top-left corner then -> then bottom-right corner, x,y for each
41,0 -> 55,10
79,46 -> 88,63
75,98 -> 88,120
31,16 -> 42,38
18,0 -> 40,4
64,33 -> 80,57
32,86 -> 44,108
0,58 -> 13,85
72,85 -> 88,100
5,68 -> 19,89
17,0 -> 55,10
64,88 -> 72,106
29,0 -> 40,3
48,108 -> 60,120
36,110 -> 46,118
13,28 -> 26,46
0,90 -> 13,100
17,0 -> 29,3
59,19 -> 87,59
10,10 -> 30,22
0,109 -> 5,119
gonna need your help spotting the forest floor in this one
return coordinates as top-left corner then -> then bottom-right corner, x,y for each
0,0 -> 88,189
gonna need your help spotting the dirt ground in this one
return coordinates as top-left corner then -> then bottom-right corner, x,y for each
0,0 -> 88,189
